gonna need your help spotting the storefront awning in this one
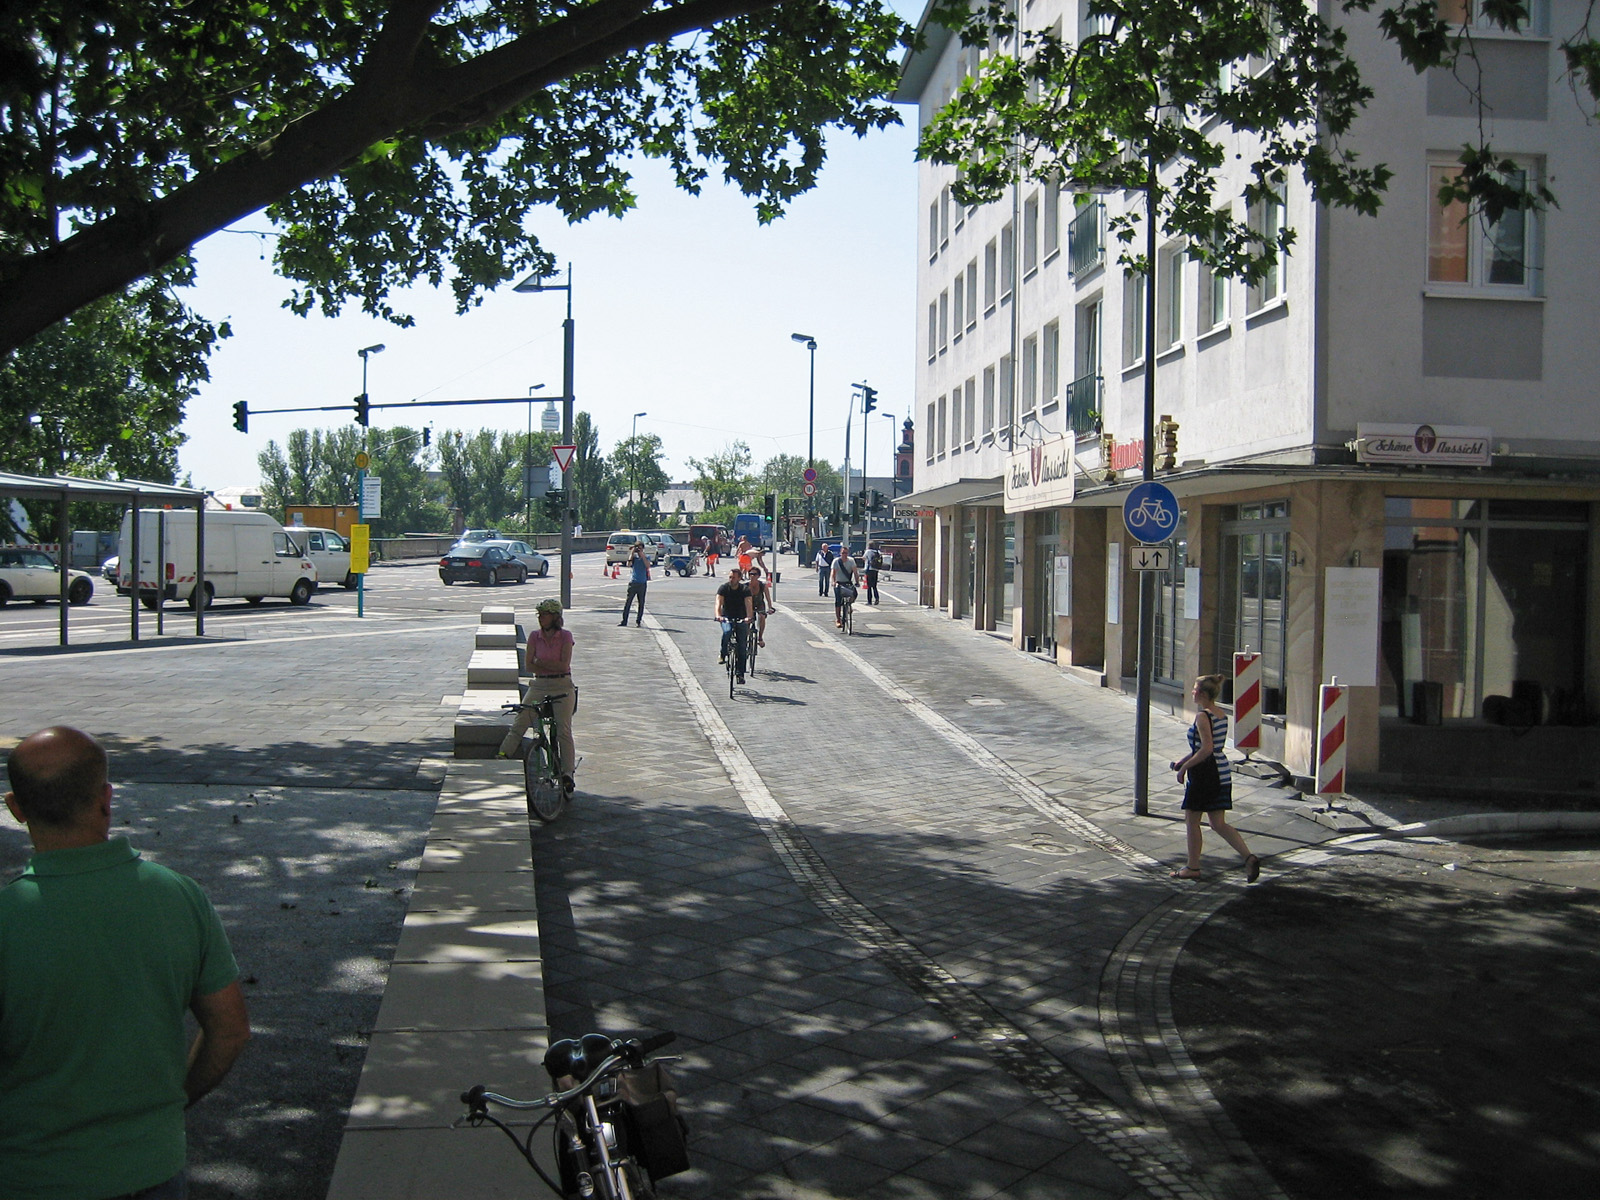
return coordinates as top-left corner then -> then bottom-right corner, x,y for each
892,478 -> 1004,510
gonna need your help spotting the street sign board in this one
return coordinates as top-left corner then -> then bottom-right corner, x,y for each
1123,481 -> 1179,544
1130,545 -> 1170,571
360,475 -> 382,519
802,481 -> 817,497
803,468 -> 817,483
552,444 -> 576,471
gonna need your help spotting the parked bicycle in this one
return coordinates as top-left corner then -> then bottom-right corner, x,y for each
502,694 -> 570,823
460,1030 -> 689,1200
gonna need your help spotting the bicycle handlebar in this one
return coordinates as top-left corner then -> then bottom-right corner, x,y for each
461,1032 -> 677,1117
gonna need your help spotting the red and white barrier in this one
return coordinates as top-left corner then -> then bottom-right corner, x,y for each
1232,651 -> 1262,754
1316,678 -> 1348,795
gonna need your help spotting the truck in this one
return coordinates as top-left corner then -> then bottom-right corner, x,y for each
732,513 -> 773,552
117,509 -> 320,610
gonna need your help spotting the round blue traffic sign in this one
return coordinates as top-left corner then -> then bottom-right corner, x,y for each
1123,481 -> 1180,544
803,467 -> 817,484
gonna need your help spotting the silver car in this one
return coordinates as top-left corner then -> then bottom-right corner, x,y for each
484,539 -> 550,577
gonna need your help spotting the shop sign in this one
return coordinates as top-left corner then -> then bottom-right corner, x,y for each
1109,438 -> 1145,473
1355,423 -> 1492,467
1005,434 -> 1074,513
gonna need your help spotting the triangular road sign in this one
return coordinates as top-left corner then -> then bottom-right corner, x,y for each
552,444 -> 577,472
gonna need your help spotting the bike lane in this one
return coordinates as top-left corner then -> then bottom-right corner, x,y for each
546,560 -> 1301,1199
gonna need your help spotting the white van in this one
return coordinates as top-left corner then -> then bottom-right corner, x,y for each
118,509 -> 319,609
285,525 -> 355,589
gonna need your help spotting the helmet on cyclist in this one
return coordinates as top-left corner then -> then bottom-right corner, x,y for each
535,598 -> 563,615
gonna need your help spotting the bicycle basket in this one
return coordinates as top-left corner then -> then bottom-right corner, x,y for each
616,1062 -> 690,1181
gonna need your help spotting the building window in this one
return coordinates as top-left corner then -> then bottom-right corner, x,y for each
1217,502 -> 1290,715
1043,179 -> 1061,261
929,201 -> 939,261
1195,240 -> 1229,335
939,289 -> 949,354
1041,320 -> 1061,411
1071,298 -> 1102,435
953,274 -> 965,342
1157,241 -> 1185,350
936,393 -> 948,458
966,260 -> 979,331
940,184 -> 951,249
998,353 -> 1014,432
1247,193 -> 1286,311
1001,222 -> 1015,302
964,378 -> 977,448
1023,194 -> 1040,279
1437,0 -> 1550,34
1020,334 -> 1039,417
1153,514 -> 1190,684
1380,498 -> 1586,720
925,402 -> 936,464
927,302 -> 937,364
1122,270 -> 1146,367
1069,200 -> 1105,276
1427,157 -> 1542,295
984,240 -> 999,313
982,365 -> 996,441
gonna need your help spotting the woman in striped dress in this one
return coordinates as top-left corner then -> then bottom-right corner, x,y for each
1170,674 -> 1261,882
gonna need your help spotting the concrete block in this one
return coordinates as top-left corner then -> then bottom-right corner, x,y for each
373,960 -> 547,1033
480,606 -> 516,625
342,1028 -> 549,1129
327,1125 -> 553,1200
393,910 -> 542,964
466,649 -> 520,688
475,627 -> 518,649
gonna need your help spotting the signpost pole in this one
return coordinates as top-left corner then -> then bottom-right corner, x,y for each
356,464 -> 366,619
1133,167 -> 1159,817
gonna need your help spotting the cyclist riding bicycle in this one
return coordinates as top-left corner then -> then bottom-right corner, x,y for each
498,598 -> 576,793
831,545 -> 859,629
747,568 -> 773,648
715,567 -> 754,684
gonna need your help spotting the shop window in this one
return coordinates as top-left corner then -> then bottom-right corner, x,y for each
1216,502 -> 1290,714
1153,514 -> 1190,683
1380,498 -> 1587,721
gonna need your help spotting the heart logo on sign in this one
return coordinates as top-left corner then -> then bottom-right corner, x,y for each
1030,445 -> 1043,487
1413,425 -> 1437,455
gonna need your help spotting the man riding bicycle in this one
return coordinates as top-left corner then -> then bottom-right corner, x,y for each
715,567 -> 754,684
831,545 -> 859,629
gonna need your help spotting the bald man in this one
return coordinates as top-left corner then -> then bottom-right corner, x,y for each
1,727 -> 250,1200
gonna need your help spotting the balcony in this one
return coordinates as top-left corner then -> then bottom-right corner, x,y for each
1065,374 -> 1102,436
1068,202 -> 1104,277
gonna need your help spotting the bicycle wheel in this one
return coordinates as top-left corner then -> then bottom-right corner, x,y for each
747,633 -> 759,678
727,639 -> 737,697
524,737 -> 567,823
618,1158 -> 656,1199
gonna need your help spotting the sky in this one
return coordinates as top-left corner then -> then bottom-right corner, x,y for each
176,113 -> 921,494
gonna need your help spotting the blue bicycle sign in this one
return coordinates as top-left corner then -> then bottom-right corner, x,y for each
1123,482 -> 1180,544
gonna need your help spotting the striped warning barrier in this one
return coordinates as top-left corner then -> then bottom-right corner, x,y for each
1232,651 -> 1262,753
1316,679 -> 1348,795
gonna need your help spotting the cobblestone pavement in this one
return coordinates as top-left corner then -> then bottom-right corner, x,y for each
533,559 -> 1348,1199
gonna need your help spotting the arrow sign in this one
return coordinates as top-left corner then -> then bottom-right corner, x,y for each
1131,546 -> 1170,571
552,444 -> 576,472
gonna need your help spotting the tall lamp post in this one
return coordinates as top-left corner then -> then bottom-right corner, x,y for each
630,411 -> 647,523
790,333 -> 816,557
513,265 -> 575,608
354,343 -> 384,619
525,383 -> 546,536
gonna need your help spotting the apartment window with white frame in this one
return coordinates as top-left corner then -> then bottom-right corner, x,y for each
940,185 -> 951,249
929,201 -> 939,261
984,240 -> 999,313
953,274 -> 965,342
1042,320 -> 1061,411
982,366 -> 997,440
1123,270 -> 1146,367
964,378 -> 977,448
937,393 -> 948,458
1043,180 -> 1061,261
1427,156 -> 1543,295
1246,193 -> 1286,311
925,401 -> 936,463
1437,0 -> 1550,34
1001,222 -> 1015,301
1195,240 -> 1229,335
1020,334 -> 1039,417
999,353 -> 1014,431
966,261 -> 979,331
1023,195 -> 1040,279
939,289 -> 949,354
1079,0 -> 1112,42
927,302 -> 937,364
1157,242 -> 1185,350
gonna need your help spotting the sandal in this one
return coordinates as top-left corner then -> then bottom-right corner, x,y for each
1170,867 -> 1203,880
1245,855 -> 1262,883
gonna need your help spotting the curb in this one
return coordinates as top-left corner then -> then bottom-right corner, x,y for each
1382,810 -> 1600,839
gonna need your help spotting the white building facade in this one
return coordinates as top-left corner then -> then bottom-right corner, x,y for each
895,1 -> 1600,789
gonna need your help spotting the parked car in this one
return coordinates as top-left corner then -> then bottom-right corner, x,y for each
687,524 -> 728,553
286,526 -> 356,589
641,531 -> 676,562
459,528 -> 500,544
0,548 -> 95,607
101,555 -> 120,585
439,543 -> 528,586
484,539 -> 549,577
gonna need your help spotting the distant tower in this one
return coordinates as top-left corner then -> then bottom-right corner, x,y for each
894,417 -> 915,496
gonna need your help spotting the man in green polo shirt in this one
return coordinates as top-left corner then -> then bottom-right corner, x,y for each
0,726 -> 250,1200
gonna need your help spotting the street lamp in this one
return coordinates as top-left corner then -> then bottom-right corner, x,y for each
630,411 -> 648,524
791,333 -> 816,556
357,344 -> 385,428
525,383 -> 546,536
514,264 -> 575,607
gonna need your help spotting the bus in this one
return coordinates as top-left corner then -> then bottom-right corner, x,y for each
732,512 -> 773,551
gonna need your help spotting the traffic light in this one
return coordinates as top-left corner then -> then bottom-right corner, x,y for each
850,492 -> 863,523
869,488 -> 886,512
862,385 -> 879,413
354,393 -> 370,426
830,496 -> 841,524
231,401 -> 248,433
542,488 -> 566,523
422,427 -> 431,447
763,493 -> 776,519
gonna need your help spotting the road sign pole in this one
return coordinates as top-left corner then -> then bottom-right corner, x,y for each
356,465 -> 366,619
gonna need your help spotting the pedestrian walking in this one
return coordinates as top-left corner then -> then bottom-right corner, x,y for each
862,541 -> 882,605
0,727 -> 252,1200
620,542 -> 650,626
705,536 -> 721,577
501,598 -> 578,793
815,543 -> 833,596
1170,674 -> 1262,882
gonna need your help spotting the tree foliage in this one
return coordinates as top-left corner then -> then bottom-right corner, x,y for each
686,439 -> 753,511
757,452 -> 841,501
611,432 -> 668,527
257,424 -> 438,533
569,410 -> 618,531
0,0 -> 908,357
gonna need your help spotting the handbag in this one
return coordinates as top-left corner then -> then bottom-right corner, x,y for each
1184,749 -> 1221,806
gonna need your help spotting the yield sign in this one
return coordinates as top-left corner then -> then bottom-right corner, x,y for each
552,444 -> 577,472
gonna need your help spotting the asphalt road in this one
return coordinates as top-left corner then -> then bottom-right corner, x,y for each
0,558 -> 548,1200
